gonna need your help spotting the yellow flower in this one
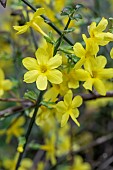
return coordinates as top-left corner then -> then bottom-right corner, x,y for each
70,155 -> 91,170
43,80 -> 69,102
73,34 -> 99,69
40,134 -> 56,165
56,90 -> 83,127
13,8 -> 47,37
64,68 -> 89,89
2,155 -> 33,170
0,68 -> 12,97
2,157 -> 17,170
57,124 -> 71,156
39,115 -> 57,134
0,117 -> 25,143
88,17 -> 113,46
30,105 -> 52,126
83,56 -> 113,95
43,84 -> 61,102
18,158 -> 33,170
23,44 -> 63,90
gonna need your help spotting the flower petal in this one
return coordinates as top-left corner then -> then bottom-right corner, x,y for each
33,8 -> 45,19
13,25 -> 29,34
44,87 -> 59,101
75,69 -> 89,81
95,56 -> 107,68
70,109 -> 80,126
35,48 -> 49,65
104,32 -> 113,41
36,75 -> 47,90
82,34 -> 99,55
84,58 -> 96,75
47,69 -> 62,84
98,68 -> 113,79
96,17 -> 108,32
72,95 -> 83,108
56,101 -> 66,114
94,78 -> 106,95
24,70 -> 38,83
83,78 -> 94,91
2,80 -> 12,90
22,57 -> 38,70
48,54 -> 62,69
68,80 -> 79,89
94,33 -> 109,45
31,22 -> 47,37
73,43 -> 85,58
61,113 -> 69,127
88,22 -> 96,36
74,57 -> 85,69
64,90 -> 72,107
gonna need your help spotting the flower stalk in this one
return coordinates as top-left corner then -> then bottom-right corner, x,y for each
53,13 -> 72,56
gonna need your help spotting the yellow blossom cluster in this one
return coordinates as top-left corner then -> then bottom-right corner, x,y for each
73,17 -> 113,96
11,5 -> 113,168
0,116 -> 25,143
17,11 -> 113,129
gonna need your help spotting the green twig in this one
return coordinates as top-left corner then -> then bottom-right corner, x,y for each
53,15 -> 72,56
15,90 -> 44,170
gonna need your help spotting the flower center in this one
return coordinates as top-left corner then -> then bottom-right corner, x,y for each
40,65 -> 47,73
92,70 -> 97,78
67,105 -> 72,112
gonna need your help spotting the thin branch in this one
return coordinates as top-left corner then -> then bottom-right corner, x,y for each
0,98 -> 30,103
96,156 -> 113,170
49,132 -> 113,170
0,106 -> 25,118
80,91 -> 113,101
0,102 -> 34,118
57,91 -> 113,103
74,132 -> 113,154
1,90 -> 113,118
30,150 -> 44,170
53,13 -> 72,56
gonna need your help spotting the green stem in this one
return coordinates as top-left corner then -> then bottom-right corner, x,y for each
53,16 -> 72,56
21,0 -> 73,46
15,91 -> 44,170
64,17 -> 71,31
